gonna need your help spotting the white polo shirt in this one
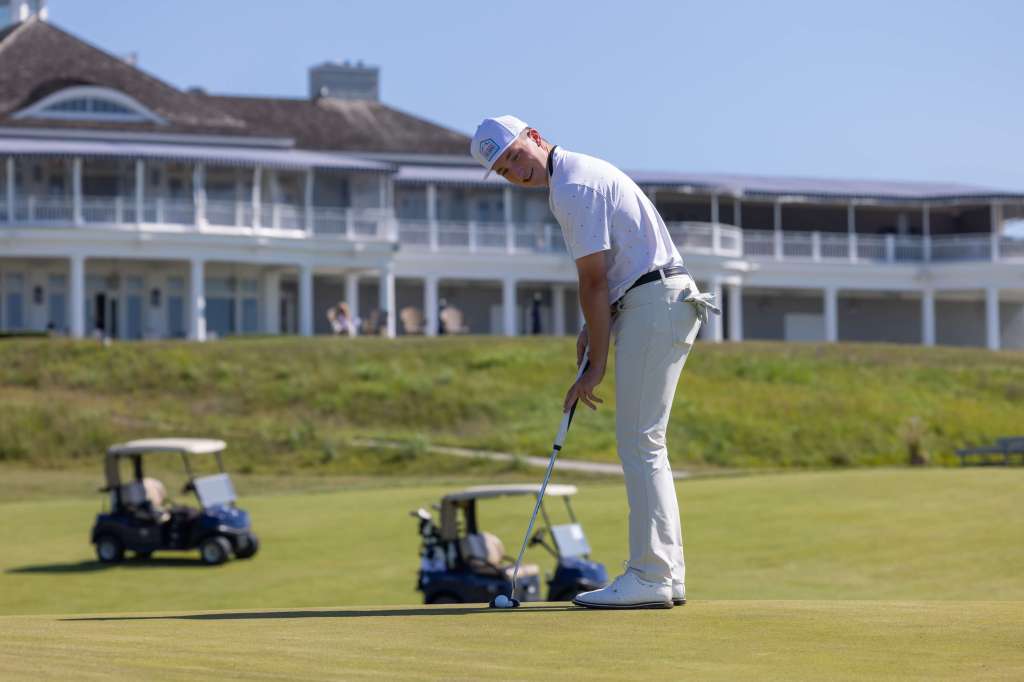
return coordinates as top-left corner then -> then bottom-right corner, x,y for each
547,147 -> 685,305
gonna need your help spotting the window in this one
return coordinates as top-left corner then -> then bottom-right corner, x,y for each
13,86 -> 166,125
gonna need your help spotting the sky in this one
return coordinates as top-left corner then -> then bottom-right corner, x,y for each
43,0 -> 1024,190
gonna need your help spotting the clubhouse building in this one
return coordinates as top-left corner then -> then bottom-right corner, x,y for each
2,5 -> 1024,348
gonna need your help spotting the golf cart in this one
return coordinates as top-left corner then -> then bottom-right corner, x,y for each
411,484 -> 607,604
90,438 -> 258,565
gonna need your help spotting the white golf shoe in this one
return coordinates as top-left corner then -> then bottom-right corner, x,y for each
572,570 -> 673,609
672,581 -> 686,606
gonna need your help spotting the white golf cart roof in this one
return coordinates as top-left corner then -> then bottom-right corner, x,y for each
107,438 -> 226,457
442,484 -> 578,503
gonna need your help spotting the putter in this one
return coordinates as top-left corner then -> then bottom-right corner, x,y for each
490,348 -> 591,609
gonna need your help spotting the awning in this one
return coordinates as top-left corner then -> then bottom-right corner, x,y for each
394,163 -> 1024,203
0,137 -> 395,172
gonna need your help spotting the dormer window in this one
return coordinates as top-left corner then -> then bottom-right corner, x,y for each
13,85 -> 166,124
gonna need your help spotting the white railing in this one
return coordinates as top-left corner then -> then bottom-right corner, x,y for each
398,219 -> 568,253
738,228 -> 1024,264
0,194 -> 394,240
3,195 -> 1022,262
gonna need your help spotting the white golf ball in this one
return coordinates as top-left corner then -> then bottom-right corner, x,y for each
494,595 -> 510,608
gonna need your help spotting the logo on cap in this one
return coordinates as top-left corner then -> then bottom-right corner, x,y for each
479,138 -> 500,162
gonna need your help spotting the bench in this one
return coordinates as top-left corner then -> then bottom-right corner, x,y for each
956,436 -> 1024,466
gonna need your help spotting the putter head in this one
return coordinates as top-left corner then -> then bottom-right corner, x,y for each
488,594 -> 520,609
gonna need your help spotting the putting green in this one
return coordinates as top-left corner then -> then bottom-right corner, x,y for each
1,468 -> 1022,616
1,601 -> 1021,680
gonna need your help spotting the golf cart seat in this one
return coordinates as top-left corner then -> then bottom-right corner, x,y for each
142,477 -> 172,524
115,479 -> 170,524
460,532 -> 539,578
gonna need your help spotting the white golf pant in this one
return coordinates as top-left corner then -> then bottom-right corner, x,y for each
612,274 -> 702,587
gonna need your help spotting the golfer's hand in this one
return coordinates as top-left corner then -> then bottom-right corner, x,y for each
576,327 -> 588,367
564,364 -> 605,412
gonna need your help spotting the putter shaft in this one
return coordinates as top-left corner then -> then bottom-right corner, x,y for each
509,350 -> 590,598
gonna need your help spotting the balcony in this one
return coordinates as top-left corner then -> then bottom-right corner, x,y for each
741,229 -> 1024,263
396,220 -> 743,257
0,194 -> 396,240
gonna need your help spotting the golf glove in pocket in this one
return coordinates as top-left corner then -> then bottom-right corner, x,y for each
681,289 -> 721,325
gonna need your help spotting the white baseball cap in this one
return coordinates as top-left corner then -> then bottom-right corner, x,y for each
470,115 -> 528,178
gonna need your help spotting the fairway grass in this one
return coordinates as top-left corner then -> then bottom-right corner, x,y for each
1,601 -> 1021,680
2,468 -> 1022,616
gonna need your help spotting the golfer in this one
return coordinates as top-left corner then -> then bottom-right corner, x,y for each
471,115 -> 719,609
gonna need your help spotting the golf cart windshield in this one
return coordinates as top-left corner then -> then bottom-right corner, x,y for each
551,523 -> 591,558
193,473 -> 236,509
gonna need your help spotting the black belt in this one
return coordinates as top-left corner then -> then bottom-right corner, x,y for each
612,265 -> 690,310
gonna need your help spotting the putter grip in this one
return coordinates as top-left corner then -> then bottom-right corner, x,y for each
555,349 -> 590,448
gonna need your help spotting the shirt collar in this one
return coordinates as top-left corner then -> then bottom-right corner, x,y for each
546,145 -> 559,178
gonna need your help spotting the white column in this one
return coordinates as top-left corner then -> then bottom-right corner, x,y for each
773,200 -> 783,260
502,277 -> 517,337
727,283 -> 743,342
552,284 -> 567,336
269,170 -> 281,228
990,201 -> 1003,234
5,157 -> 14,223
921,288 -> 935,347
134,159 -> 144,226
192,163 -> 206,228
811,231 -> 821,261
824,286 -> 838,343
345,273 -> 360,337
733,198 -> 742,227
379,264 -> 396,338
251,166 -> 262,229
72,157 -> 83,225
424,275 -> 439,337
304,168 -> 315,235
503,186 -> 515,253
262,270 -> 280,334
710,194 -> 720,224
234,173 -> 244,227
298,263 -> 313,337
922,204 -> 931,262
885,234 -> 896,263
69,254 -> 85,338
985,286 -> 1000,351
188,258 -> 206,342
426,183 -> 438,251
847,203 -> 857,263
709,278 -> 724,342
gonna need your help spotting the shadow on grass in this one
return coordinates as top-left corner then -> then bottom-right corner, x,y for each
7,558 -> 208,574
63,605 -> 583,621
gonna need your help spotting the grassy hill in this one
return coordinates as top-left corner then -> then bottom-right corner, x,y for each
2,601 -> 1021,680
1,336 -> 1022,472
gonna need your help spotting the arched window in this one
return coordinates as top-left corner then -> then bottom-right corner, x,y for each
13,85 -> 166,124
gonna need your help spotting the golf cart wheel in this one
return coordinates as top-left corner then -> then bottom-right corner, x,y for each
199,536 -> 232,565
95,535 -> 125,564
425,592 -> 462,604
235,534 -> 259,560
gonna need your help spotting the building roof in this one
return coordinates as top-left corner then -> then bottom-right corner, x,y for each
198,94 -> 470,155
0,18 -> 472,156
630,170 -> 1024,202
0,18 -> 247,135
